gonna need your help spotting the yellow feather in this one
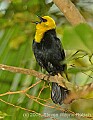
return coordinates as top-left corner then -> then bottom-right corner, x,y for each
35,16 -> 56,43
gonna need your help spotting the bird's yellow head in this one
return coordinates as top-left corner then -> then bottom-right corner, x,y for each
34,16 -> 56,43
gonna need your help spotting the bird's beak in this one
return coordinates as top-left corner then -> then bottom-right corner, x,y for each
32,15 -> 46,24
32,21 -> 40,24
31,16 -> 42,24
37,15 -> 43,23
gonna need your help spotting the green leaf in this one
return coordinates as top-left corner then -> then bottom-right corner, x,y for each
63,24 -> 93,53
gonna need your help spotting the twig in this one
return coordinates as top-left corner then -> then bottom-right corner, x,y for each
0,98 -> 57,120
0,98 -> 40,114
53,0 -> 86,25
0,89 -> 73,114
0,80 -> 42,97
0,84 -> 92,119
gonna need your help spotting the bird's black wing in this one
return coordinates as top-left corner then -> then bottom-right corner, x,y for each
55,37 -> 65,60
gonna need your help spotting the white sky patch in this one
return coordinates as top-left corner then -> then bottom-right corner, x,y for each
0,0 -> 10,14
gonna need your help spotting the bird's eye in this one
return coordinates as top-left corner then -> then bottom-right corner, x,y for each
41,18 -> 47,22
37,16 -> 47,23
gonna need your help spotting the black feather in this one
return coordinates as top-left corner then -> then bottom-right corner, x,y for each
32,29 -> 69,104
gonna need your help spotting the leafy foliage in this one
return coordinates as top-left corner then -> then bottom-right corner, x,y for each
63,24 -> 93,53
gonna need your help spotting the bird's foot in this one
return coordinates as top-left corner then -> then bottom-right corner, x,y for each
41,74 -> 51,85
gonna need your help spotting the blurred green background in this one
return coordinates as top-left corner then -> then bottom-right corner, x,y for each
0,0 -> 93,120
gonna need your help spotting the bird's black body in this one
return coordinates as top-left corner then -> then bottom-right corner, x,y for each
33,29 -> 68,104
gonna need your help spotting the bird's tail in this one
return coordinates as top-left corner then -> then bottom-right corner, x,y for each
51,82 -> 69,105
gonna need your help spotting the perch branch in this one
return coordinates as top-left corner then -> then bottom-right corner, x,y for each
53,0 -> 86,25
0,64 -> 66,87
0,64 -> 93,104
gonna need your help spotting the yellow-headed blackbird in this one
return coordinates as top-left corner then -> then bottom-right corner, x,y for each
32,16 -> 69,105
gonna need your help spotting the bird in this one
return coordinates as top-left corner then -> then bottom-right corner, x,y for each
32,16 -> 69,105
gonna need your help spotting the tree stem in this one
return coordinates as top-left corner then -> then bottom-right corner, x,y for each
53,0 -> 86,25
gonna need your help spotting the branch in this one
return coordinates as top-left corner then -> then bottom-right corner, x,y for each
0,64 -> 66,87
53,0 -> 86,25
0,64 -> 93,104
64,83 -> 93,104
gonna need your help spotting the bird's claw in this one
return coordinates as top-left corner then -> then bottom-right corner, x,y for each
41,74 -> 51,85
